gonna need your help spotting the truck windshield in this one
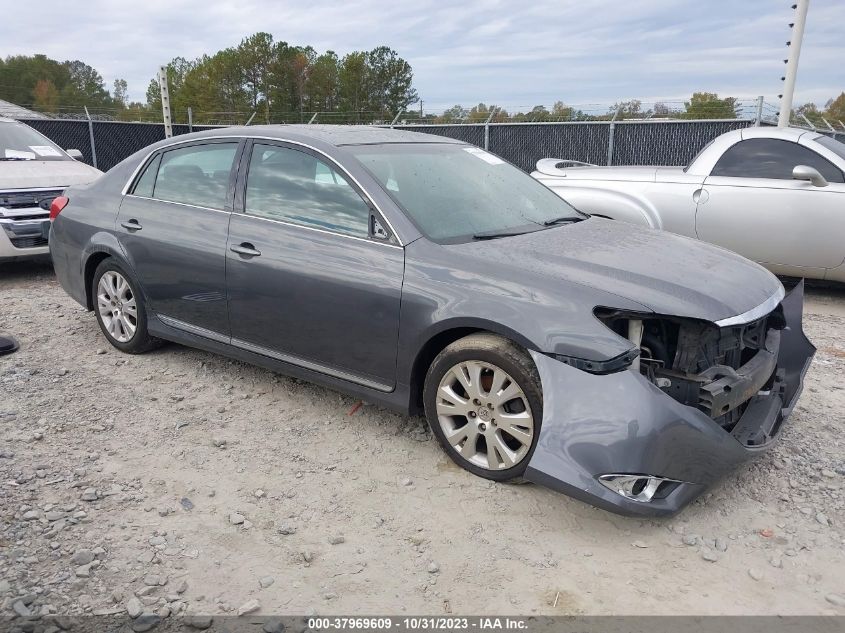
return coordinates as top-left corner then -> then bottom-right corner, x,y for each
0,122 -> 69,162
349,143 -> 585,243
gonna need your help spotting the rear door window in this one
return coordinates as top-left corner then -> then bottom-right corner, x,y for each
712,138 -> 844,182
151,143 -> 238,210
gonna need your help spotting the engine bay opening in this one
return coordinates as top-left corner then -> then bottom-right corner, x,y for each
595,306 -> 785,430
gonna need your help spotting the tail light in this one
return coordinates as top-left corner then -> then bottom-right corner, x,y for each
49,196 -> 69,221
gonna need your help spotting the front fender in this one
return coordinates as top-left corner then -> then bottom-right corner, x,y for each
534,178 -> 660,229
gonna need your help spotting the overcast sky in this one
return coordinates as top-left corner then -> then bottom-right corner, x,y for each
2,0 -> 843,113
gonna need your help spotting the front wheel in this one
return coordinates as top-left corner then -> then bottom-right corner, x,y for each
423,333 -> 543,482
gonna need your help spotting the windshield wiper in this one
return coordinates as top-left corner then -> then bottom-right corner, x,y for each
472,229 -> 536,240
542,216 -> 584,226
0,157 -> 35,162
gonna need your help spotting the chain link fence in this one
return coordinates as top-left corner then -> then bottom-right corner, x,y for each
394,120 -> 755,171
17,118 -> 220,171
14,116 -> 841,173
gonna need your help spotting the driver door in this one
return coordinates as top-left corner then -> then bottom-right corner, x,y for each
695,137 -> 845,277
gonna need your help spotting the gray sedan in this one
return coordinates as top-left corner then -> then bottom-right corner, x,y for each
49,126 -> 815,516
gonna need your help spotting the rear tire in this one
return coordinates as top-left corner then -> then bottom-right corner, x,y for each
423,333 -> 543,482
91,259 -> 161,354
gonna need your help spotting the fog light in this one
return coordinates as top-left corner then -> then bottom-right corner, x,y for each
597,474 -> 681,503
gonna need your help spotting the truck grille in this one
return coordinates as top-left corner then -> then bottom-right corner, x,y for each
0,190 -> 64,211
10,236 -> 48,249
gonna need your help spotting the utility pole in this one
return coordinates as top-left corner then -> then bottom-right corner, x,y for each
778,0 -> 810,127
158,66 -> 173,138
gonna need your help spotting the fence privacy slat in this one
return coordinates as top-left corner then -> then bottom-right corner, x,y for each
16,118 -> 841,173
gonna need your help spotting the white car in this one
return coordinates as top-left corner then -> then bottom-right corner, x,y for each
1,118 -> 102,262
532,127 -> 845,282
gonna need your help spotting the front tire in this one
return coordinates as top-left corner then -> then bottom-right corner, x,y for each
423,333 -> 543,482
92,259 -> 161,354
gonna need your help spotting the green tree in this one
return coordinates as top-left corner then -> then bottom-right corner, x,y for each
60,60 -> 113,109
32,79 -> 59,113
551,101 -> 574,120
366,46 -> 418,116
238,32 -> 275,121
0,54 -> 68,109
466,103 -> 507,122
307,51 -> 339,112
683,92 -> 738,119
436,105 -> 467,122
337,52 -> 369,114
609,99 -> 643,119
113,79 -> 128,107
824,93 -> 845,122
793,102 -> 821,124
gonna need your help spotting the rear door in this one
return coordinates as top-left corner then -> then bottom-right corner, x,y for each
695,137 -> 845,276
225,140 -> 404,390
117,139 -> 242,336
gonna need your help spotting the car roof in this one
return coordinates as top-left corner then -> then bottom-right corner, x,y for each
182,124 -> 465,147
740,126 -> 812,142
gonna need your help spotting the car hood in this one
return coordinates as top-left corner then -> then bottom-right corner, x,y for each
0,160 -> 102,191
449,218 -> 783,323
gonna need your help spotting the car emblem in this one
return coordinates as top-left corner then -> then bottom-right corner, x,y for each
38,197 -> 56,211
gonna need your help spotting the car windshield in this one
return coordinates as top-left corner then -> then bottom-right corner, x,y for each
348,143 -> 585,243
0,122 -> 68,162
815,134 -> 845,162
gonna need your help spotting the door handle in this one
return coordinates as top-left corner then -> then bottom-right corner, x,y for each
692,188 -> 709,204
230,243 -> 261,257
120,219 -> 142,231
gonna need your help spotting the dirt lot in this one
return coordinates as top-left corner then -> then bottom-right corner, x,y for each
1,260 -> 844,621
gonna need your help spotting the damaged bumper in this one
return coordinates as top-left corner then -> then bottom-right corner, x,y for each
523,281 -> 815,517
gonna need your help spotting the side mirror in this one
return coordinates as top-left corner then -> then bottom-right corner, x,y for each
792,164 -> 828,187
66,149 -> 83,160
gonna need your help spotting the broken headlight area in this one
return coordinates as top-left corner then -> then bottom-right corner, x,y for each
594,306 -> 787,436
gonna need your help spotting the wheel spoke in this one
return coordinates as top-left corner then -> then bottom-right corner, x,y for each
491,381 -> 523,407
491,433 -> 517,468
487,368 -> 509,398
465,361 -> 485,398
456,429 -> 480,458
450,363 -> 473,396
500,418 -> 533,445
97,294 -> 111,314
104,273 -> 118,297
120,314 -> 136,336
444,423 -> 472,447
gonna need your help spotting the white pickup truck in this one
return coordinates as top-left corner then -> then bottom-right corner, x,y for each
1,117 -> 101,262
532,126 -> 845,282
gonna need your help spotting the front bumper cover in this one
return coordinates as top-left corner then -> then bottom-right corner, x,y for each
523,281 -> 815,517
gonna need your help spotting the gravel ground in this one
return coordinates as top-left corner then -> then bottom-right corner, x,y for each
1,260 -> 844,622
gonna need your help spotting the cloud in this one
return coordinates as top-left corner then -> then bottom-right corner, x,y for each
2,0 -> 842,113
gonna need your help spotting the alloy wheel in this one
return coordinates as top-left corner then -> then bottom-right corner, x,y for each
435,360 -> 535,470
97,271 -> 138,343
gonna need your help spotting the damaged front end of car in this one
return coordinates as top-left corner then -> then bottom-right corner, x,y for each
523,281 -> 815,516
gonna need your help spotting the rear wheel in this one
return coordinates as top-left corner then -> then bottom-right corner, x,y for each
423,333 -> 542,482
92,259 -> 161,354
